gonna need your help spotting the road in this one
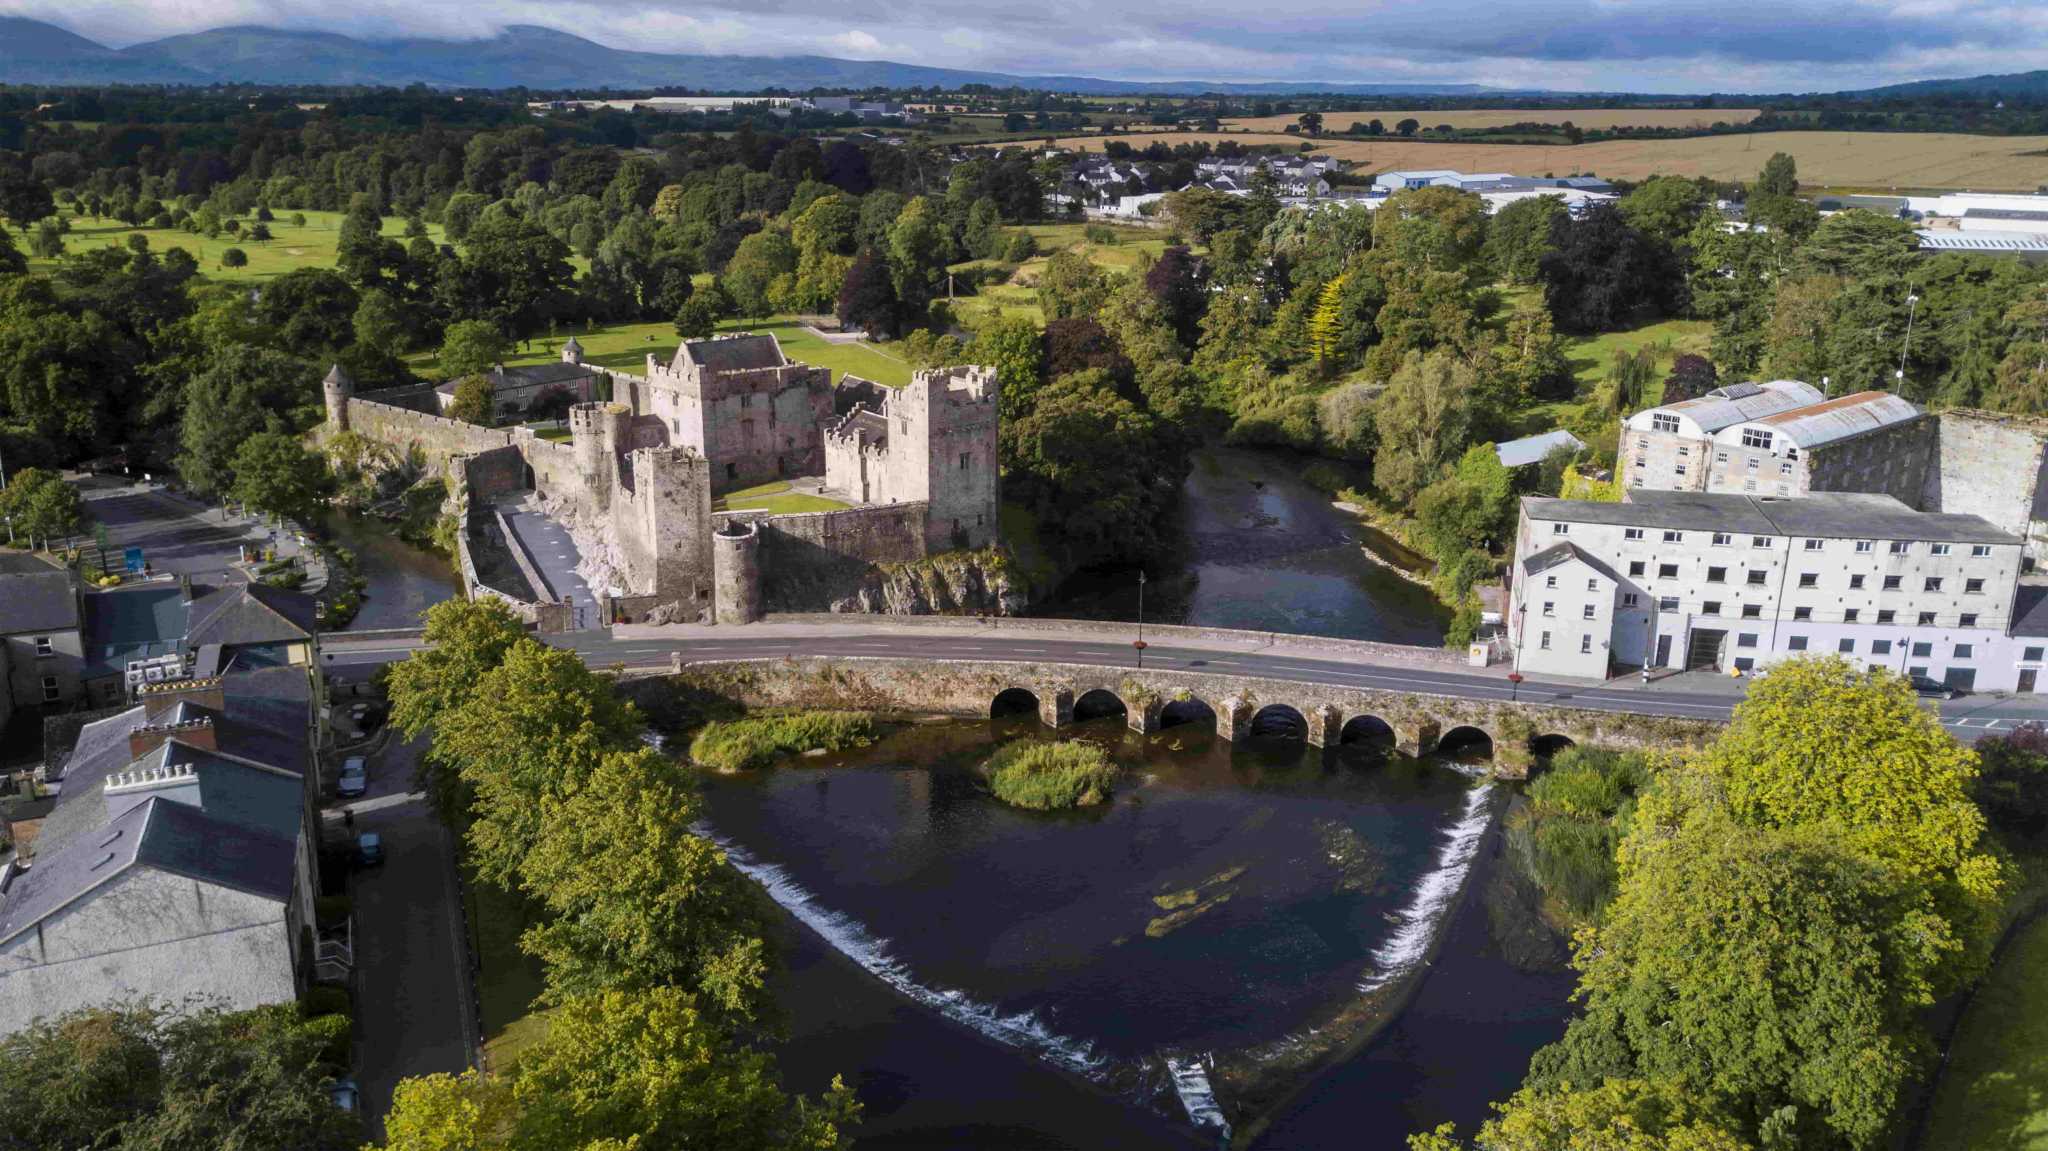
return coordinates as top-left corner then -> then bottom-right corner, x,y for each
320,620 -> 2048,740
334,732 -> 477,1138
77,476 -> 264,582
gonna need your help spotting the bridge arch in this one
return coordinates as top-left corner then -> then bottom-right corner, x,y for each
1338,714 -> 1396,749
1158,697 -> 1218,732
1247,703 -> 1308,742
990,688 -> 1040,719
1530,733 -> 1577,759
1436,725 -> 1495,761
1073,688 -> 1129,723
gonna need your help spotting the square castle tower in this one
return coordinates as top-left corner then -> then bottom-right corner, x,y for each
825,365 -> 1000,552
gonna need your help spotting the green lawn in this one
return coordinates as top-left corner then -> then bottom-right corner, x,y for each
1925,912 -> 2048,1151
406,316 -> 914,388
28,208 -> 446,282
462,869 -> 548,1059
1565,316 -> 1714,399
714,480 -> 849,514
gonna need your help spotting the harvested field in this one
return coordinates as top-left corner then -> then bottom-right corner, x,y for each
1223,108 -> 1760,133
1038,130 -> 2048,191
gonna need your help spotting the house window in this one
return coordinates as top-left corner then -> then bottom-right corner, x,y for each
1662,530 -> 1683,543
1539,631 -> 1552,650
1855,541 -> 1873,554
1955,643 -> 1975,658
1883,575 -> 1903,591
1583,578 -> 1598,593
1651,413 -> 1680,433
1872,639 -> 1893,655
1629,561 -> 1646,576
1624,528 -> 1645,540
1878,610 -> 1896,624
1552,523 -> 1569,535
1707,566 -> 1727,583
1634,457 -> 1646,470
1788,636 -> 1809,651
1735,657 -> 1756,671
1582,604 -> 1597,620
1912,642 -> 1933,658
1659,596 -> 1680,612
1889,541 -> 1909,555
1712,532 -> 1732,546
34,636 -> 52,656
1542,601 -> 1555,617
2026,646 -> 2044,661
1580,635 -> 1594,654
1961,613 -> 1979,627
1747,458 -> 1760,471
1675,464 -> 1688,477
1850,574 -> 1866,589
1909,666 -> 1930,680
1838,638 -> 1856,653
1677,446 -> 1690,457
1747,571 -> 1768,586
1804,538 -> 1824,551
1918,612 -> 1937,626
1742,428 -> 1772,449
1622,593 -> 1640,607
1798,573 -> 1819,588
1737,633 -> 1759,648
1924,578 -> 1943,593
1793,607 -> 1812,621
40,676 -> 58,702
1965,578 -> 1985,594
1752,536 -> 1771,548
1844,609 -> 1860,622
1716,451 -> 1729,463
1972,544 -> 1993,558
1545,575 -> 1558,589
1780,462 -> 1794,475
1932,543 -> 1951,556
1659,563 -> 1679,578
1702,601 -> 1722,616
1742,604 -> 1763,619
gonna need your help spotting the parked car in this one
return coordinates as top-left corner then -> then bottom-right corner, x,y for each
354,833 -> 384,867
328,1078 -> 359,1113
1909,675 -> 1960,700
337,757 -> 368,798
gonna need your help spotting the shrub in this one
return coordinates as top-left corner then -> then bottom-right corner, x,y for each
1509,747 -> 1654,922
314,894 -> 352,927
301,984 -> 351,1020
984,740 -> 1119,810
689,710 -> 877,772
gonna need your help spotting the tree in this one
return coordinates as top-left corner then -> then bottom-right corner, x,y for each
1143,245 -> 1208,350
1618,176 -> 1708,250
1539,205 -> 1680,335
382,1070 -> 516,1151
1373,349 -> 1476,502
723,230 -> 797,319
0,466 -> 83,547
1495,301 -> 1573,401
353,288 -> 410,358
1396,117 -> 1420,137
220,247 -> 249,270
1663,353 -> 1718,402
675,294 -> 723,341
255,268 -> 361,359
0,165 -> 55,227
1988,287 -> 2048,414
176,345 -> 318,498
1795,210 -> 1921,281
387,598 -> 532,813
1297,111 -> 1324,137
836,248 -> 901,339
1035,248 -> 1110,322
1306,274 -> 1350,373
1485,195 -> 1567,283
448,374 -> 496,426
440,319 -> 510,381
230,432 -> 332,524
27,218 -> 64,260
1003,367 -> 1182,567
0,225 -> 24,277
1756,152 -> 1800,199
887,195 -> 951,309
1411,1077 -> 1751,1151
436,214 -> 575,341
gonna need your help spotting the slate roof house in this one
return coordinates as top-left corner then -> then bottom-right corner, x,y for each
0,585 -> 325,1037
0,554 -> 84,710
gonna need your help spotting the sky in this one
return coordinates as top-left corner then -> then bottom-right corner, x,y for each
5,0 -> 2048,92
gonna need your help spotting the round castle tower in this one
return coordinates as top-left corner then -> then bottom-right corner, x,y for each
712,519 -> 763,625
322,364 -> 354,432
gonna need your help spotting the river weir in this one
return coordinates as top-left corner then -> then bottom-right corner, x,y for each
697,716 -> 1547,1148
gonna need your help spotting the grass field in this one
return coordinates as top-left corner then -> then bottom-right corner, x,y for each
406,316 -> 915,387
953,222 -> 1172,326
714,480 -> 849,514
26,208 -> 448,282
462,869 -> 548,1069
1223,108 -> 1762,134
1924,913 -> 2048,1151
1038,130 -> 2048,191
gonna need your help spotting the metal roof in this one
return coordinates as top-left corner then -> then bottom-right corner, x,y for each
1751,390 -> 1921,448
1916,230 -> 2048,252
1494,429 -> 1586,469
1521,541 -> 1621,583
1657,380 -> 1825,433
1524,490 -> 2019,545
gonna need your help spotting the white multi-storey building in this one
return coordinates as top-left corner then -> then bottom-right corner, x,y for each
1619,382 -> 1927,502
1509,490 -> 2037,690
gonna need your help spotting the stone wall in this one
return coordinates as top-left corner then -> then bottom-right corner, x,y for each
461,445 -> 528,503
1807,418 -> 1932,507
715,503 -> 929,611
342,398 -> 514,477
654,655 -> 1722,777
1924,410 -> 2048,561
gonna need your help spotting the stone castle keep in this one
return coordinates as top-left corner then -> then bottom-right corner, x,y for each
322,334 -> 1008,623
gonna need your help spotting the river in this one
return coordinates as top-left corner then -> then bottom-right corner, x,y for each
708,717 -> 1573,1150
321,511 -> 460,631
1035,447 -> 1448,645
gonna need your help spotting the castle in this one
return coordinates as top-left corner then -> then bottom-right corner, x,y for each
323,333 -> 1007,624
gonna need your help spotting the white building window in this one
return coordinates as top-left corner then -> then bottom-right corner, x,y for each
1582,604 -> 1596,620
1712,533 -> 1732,546
1539,631 -> 1552,650
1624,528 -> 1645,540
1932,543 -> 1952,556
1552,523 -> 1569,535
1752,536 -> 1771,549
41,676 -> 59,702
1580,634 -> 1594,654
1586,578 -> 1599,592
1788,636 -> 1809,651
1658,596 -> 1680,612
1972,544 -> 1993,557
1855,541 -> 1873,554
1741,428 -> 1773,449
1803,538 -> 1824,551
1966,578 -> 1985,594
1545,575 -> 1558,588
1889,541 -> 1909,555
1651,413 -> 1680,433
1621,593 -> 1639,606
1662,530 -> 1682,543
1925,577 -> 1944,593
1542,601 -> 1555,617
1961,613 -> 1978,627
34,635 -> 53,656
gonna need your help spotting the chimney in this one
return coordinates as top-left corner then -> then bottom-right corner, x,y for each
128,716 -> 216,760
139,676 -> 226,717
104,761 -> 200,797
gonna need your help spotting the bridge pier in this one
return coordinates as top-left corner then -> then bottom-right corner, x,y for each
1128,698 -> 1163,736
1215,695 -> 1253,742
1304,704 -> 1340,748
1398,719 -> 1441,758
1039,686 -> 1073,730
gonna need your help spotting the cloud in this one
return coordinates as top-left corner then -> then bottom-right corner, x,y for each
4,0 -> 2047,90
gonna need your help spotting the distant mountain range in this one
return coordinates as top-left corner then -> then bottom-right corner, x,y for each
0,18 -> 1505,95
1847,69 -> 2048,99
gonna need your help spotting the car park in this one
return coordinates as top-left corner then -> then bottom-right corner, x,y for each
337,756 -> 368,798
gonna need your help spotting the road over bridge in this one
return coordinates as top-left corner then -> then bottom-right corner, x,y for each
320,615 -> 2048,762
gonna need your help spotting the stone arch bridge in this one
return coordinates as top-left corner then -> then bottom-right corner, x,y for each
663,655 -> 1721,775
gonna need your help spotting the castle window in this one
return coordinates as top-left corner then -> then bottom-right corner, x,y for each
959,452 -> 971,470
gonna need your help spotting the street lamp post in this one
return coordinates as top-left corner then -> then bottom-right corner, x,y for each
1897,292 -> 1921,388
1510,603 -> 1527,699
1134,570 -> 1148,668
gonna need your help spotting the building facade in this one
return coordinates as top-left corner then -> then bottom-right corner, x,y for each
1510,491 -> 2028,689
